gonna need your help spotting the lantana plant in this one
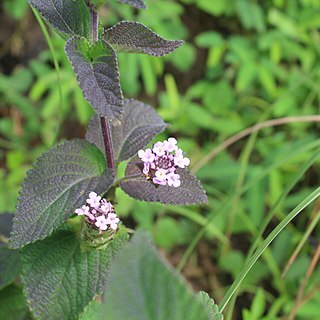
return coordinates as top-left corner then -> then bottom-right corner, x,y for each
1,0 -> 223,319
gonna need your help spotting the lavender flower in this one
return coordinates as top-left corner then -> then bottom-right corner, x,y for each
138,137 -> 190,187
75,192 -> 120,233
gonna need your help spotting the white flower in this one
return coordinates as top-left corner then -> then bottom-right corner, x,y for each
75,205 -> 90,216
95,215 -> 108,231
174,149 -> 190,169
164,137 -> 178,152
106,213 -> 120,231
167,172 -> 181,187
138,148 -> 155,163
86,191 -> 101,208
155,168 -> 168,181
153,142 -> 166,156
101,199 -> 113,213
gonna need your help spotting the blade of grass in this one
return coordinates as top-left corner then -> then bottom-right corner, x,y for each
31,6 -> 63,145
247,149 -> 320,259
282,207 -> 320,277
177,140 -> 320,272
219,186 -> 320,312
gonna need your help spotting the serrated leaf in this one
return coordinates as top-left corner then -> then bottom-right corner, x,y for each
22,227 -> 127,320
28,0 -> 90,38
196,292 -> 224,320
120,162 -> 208,205
103,231 -> 214,320
0,285 -> 28,320
118,0 -> 146,9
65,37 -> 123,119
0,213 -> 14,238
104,21 -> 184,56
0,214 -> 21,290
86,99 -> 167,161
10,140 -> 114,249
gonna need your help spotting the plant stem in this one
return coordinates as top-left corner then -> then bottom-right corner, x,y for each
88,5 -> 115,172
90,7 -> 99,43
100,117 -> 115,171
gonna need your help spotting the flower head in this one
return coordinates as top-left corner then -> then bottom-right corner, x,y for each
75,192 -> 120,233
137,137 -> 190,187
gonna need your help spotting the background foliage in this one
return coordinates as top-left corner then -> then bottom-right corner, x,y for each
0,0 -> 319,319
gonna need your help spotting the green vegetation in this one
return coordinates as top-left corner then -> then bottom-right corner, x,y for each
1,0 -> 319,319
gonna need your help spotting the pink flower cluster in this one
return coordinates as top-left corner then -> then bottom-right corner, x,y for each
75,192 -> 120,232
138,137 -> 190,187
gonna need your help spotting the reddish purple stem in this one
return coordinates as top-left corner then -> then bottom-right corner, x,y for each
100,117 -> 115,172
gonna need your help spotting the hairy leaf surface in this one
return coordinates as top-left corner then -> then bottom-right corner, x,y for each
0,214 -> 21,290
28,0 -> 90,38
118,0 -> 146,9
104,21 -> 184,56
0,213 -> 14,238
66,37 -> 123,119
0,244 -> 21,290
86,99 -> 167,161
0,285 -> 28,320
196,292 -> 223,320
103,231 -> 215,320
120,162 -> 208,205
22,227 -> 127,320
10,140 -> 113,249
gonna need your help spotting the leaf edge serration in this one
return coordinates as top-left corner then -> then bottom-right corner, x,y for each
104,21 -> 184,57
9,139 -> 110,250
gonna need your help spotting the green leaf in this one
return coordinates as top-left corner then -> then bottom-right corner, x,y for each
196,292 -> 223,320
0,285 -> 28,320
79,301 -> 102,320
120,162 -> 208,205
0,214 -> 21,290
65,37 -> 124,120
86,99 -> 167,161
28,0 -> 91,38
104,21 -> 184,56
118,0 -> 146,9
22,227 -> 127,320
10,140 -> 113,249
103,231 -> 220,320
0,244 -> 21,290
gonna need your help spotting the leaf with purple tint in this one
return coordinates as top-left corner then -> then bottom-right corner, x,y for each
9,140 -> 114,249
104,21 -> 184,56
65,37 -> 123,120
28,0 -> 90,38
118,0 -> 146,9
86,99 -> 167,161
120,162 -> 208,205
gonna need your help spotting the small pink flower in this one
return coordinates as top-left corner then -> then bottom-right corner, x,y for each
164,137 -> 178,152
95,215 -> 108,231
154,168 -> 168,181
86,191 -> 101,208
138,148 -> 155,163
153,177 -> 167,185
106,213 -> 120,230
167,172 -> 181,187
174,149 -> 190,169
143,162 -> 150,174
101,199 -> 113,213
75,205 -> 90,216
153,142 -> 166,156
